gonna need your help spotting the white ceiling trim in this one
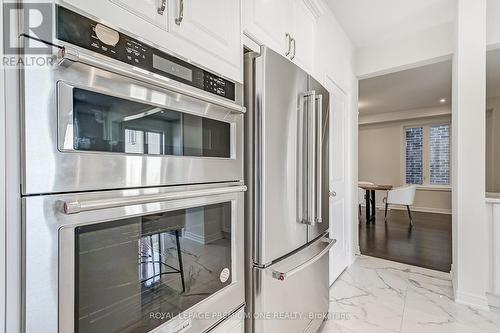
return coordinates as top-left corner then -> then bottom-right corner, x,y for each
303,0 -> 328,19
359,105 -> 451,126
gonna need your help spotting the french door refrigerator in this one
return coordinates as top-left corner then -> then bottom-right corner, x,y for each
244,46 -> 336,333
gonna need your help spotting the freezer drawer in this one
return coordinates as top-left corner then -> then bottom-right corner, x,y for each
252,235 -> 335,333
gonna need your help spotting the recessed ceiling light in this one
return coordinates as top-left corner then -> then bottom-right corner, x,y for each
440,98 -> 447,103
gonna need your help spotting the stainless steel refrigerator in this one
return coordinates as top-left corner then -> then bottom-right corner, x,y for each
244,46 -> 336,333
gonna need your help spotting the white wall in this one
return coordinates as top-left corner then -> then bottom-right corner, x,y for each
0,1 -> 5,331
485,197 -> 500,307
487,0 -> 500,48
313,6 -> 356,94
312,5 -> 359,265
486,98 -> 500,192
359,114 -> 452,214
356,0 -> 499,80
357,22 -> 454,79
452,0 -> 489,309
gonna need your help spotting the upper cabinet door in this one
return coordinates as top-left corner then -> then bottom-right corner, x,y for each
170,0 -> 242,77
244,0 -> 290,55
109,0 -> 168,30
290,0 -> 316,73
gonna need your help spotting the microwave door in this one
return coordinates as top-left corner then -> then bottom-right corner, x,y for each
248,47 -> 309,266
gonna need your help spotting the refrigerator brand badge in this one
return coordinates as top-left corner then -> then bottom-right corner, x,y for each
220,268 -> 230,283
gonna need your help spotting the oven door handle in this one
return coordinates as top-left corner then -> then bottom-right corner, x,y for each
62,185 -> 247,214
59,47 -> 245,114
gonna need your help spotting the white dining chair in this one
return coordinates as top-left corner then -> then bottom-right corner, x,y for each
358,187 -> 365,218
384,185 -> 417,227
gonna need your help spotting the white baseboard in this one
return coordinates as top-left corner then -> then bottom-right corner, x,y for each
455,290 -> 490,311
487,293 -> 500,309
361,203 -> 452,215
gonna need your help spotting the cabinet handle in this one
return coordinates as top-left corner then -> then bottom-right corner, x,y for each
285,33 -> 291,56
157,0 -> 167,15
291,37 -> 296,60
175,0 -> 184,25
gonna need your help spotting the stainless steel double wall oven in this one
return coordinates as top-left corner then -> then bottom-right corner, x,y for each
21,5 -> 245,333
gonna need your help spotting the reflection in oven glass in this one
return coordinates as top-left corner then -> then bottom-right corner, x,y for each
72,88 -> 231,158
76,202 -> 232,333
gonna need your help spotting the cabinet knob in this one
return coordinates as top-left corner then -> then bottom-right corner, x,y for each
95,24 -> 120,47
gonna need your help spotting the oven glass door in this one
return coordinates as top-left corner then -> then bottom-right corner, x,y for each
65,86 -> 232,158
75,202 -> 232,333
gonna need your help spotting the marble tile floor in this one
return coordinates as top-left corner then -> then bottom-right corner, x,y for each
319,255 -> 500,333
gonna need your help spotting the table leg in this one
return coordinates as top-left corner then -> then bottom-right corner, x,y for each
371,190 -> 376,221
365,189 -> 370,224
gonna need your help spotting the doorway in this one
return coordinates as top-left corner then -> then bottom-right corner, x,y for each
357,60 -> 453,272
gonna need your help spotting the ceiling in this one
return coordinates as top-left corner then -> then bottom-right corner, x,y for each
326,0 -> 456,48
359,61 -> 452,115
358,50 -> 500,115
487,49 -> 500,100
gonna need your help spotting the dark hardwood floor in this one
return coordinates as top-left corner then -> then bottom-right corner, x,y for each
359,208 -> 452,272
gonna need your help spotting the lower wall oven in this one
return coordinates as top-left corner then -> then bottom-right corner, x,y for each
23,183 -> 245,333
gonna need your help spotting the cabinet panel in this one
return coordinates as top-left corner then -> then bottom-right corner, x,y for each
244,0 -> 290,54
170,0 -> 241,75
109,0 -> 168,30
291,0 -> 316,73
60,0 -> 242,81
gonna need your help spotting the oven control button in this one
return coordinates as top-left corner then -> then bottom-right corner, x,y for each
94,23 -> 120,47
220,268 -> 230,283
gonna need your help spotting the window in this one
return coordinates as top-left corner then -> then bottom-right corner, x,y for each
405,124 -> 450,186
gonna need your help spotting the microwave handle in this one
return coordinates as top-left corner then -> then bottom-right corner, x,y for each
59,47 -> 246,114
62,184 -> 247,214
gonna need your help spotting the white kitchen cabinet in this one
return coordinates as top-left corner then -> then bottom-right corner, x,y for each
243,0 -> 317,73
290,0 -> 316,73
60,0 -> 243,82
108,0 -> 168,30
244,0 -> 291,53
169,0 -> 242,80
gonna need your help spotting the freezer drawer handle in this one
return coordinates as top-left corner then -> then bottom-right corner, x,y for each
271,238 -> 336,281
62,185 -> 247,214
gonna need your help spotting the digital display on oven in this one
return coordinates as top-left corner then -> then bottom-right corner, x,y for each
152,54 -> 193,82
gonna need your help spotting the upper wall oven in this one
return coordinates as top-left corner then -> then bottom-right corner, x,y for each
20,6 -> 244,195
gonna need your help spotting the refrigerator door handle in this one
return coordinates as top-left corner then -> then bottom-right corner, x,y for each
315,94 -> 323,223
271,237 -> 336,281
299,91 -> 317,225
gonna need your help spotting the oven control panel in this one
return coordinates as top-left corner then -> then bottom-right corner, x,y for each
56,6 -> 236,101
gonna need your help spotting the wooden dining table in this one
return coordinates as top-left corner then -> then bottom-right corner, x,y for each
359,184 -> 393,223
